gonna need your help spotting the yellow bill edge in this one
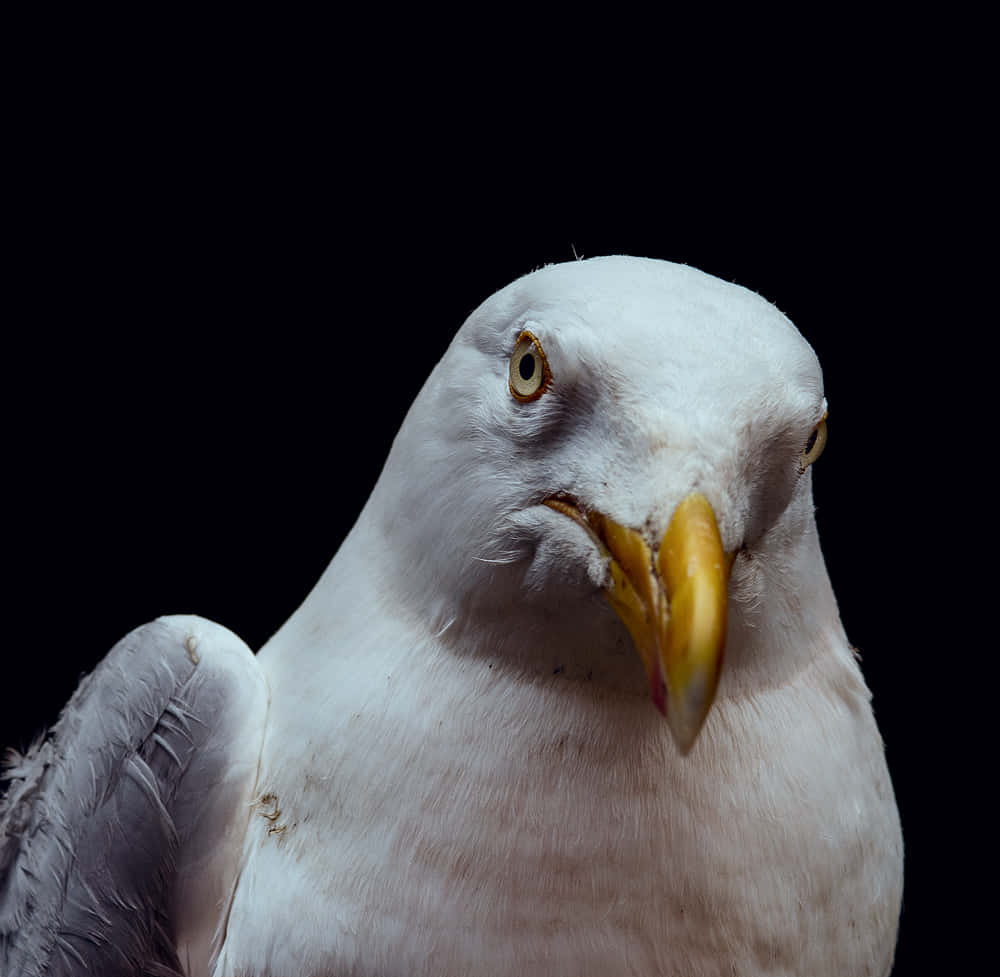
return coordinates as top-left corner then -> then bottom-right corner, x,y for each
544,491 -> 731,754
656,493 -> 730,753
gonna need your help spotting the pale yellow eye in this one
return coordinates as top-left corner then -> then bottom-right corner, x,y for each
509,331 -> 551,401
800,414 -> 828,469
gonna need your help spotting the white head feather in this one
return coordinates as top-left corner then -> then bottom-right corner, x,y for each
297,255 -> 834,700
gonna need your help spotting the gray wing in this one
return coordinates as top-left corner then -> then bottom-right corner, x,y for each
0,615 -> 268,977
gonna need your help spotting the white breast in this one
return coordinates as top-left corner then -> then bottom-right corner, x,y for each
214,624 -> 901,977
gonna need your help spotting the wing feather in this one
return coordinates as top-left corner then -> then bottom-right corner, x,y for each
0,615 -> 268,977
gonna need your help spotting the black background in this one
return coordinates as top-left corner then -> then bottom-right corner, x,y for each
3,23 -> 980,975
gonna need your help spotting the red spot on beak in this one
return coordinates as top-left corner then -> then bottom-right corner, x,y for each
650,670 -> 667,716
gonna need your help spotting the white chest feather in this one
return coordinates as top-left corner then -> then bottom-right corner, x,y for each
215,632 -> 901,977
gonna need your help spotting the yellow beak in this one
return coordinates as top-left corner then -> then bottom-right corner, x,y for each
544,492 -> 731,753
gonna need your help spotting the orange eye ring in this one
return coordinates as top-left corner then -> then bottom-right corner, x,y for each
509,331 -> 552,402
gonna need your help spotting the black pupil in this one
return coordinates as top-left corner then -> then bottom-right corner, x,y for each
519,353 -> 536,381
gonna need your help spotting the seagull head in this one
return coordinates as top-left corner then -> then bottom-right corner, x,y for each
367,256 -> 831,753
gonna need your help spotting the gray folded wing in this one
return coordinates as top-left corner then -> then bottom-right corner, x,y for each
1,615 -> 268,977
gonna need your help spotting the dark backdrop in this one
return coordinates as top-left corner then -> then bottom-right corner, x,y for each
4,52 -> 967,975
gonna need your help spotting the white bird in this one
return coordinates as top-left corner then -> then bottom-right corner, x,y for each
1,255 -> 903,976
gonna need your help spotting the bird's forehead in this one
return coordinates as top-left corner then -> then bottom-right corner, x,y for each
464,256 -> 822,409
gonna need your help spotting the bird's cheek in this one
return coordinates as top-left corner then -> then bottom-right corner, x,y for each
516,522 -> 600,597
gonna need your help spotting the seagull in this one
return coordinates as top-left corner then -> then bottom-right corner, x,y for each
1,255 -> 903,976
